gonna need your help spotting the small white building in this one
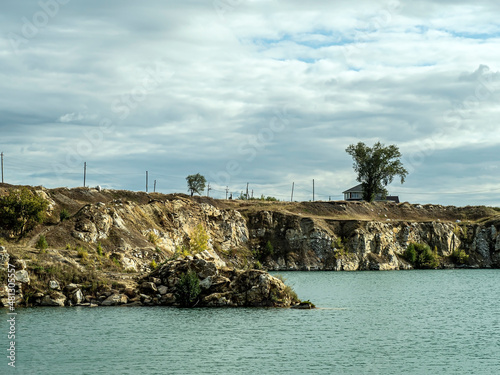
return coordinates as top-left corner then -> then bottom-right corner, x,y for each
342,184 -> 400,203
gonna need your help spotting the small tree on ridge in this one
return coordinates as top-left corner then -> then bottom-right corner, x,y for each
186,173 -> 206,197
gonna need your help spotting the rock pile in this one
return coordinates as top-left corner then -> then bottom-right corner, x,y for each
143,255 -> 298,307
0,251 -> 300,308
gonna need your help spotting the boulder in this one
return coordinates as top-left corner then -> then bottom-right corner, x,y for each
65,283 -> 79,293
101,293 -> 128,306
160,293 -> 176,305
71,289 -> 84,304
203,292 -> 233,307
0,248 -> 9,267
49,280 -> 60,290
0,285 -> 8,298
15,270 -> 30,284
199,277 -> 212,290
141,282 -> 157,293
194,250 -> 227,268
157,285 -> 168,295
190,258 -> 217,279
124,287 -> 137,298
41,292 -> 66,306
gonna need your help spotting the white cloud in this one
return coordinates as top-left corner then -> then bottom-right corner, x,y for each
0,0 -> 499,206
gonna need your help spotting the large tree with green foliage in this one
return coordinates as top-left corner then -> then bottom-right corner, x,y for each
186,173 -> 206,197
0,188 -> 49,237
346,142 -> 408,202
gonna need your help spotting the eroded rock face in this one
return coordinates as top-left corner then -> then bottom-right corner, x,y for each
248,211 -> 500,270
72,204 -> 113,243
69,198 -> 247,272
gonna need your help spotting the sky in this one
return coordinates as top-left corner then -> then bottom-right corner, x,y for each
1,0 -> 500,206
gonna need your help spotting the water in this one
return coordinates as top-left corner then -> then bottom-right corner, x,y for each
2,270 -> 500,374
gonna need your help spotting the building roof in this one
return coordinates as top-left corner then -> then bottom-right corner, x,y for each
386,196 -> 400,203
342,184 -> 363,194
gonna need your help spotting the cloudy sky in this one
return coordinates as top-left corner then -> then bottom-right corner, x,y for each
1,0 -> 500,206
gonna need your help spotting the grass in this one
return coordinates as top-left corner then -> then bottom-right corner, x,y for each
77,247 -> 88,260
96,243 -> 104,256
148,232 -> 159,245
59,209 -> 71,222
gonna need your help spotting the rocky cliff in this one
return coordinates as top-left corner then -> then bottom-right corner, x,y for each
248,211 -> 500,271
0,184 -> 499,308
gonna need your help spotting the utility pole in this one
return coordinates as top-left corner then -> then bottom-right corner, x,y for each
154,180 -> 157,193
225,186 -> 229,200
251,189 -> 253,199
1,152 -> 3,184
83,162 -> 86,187
291,182 -> 294,202
207,183 -> 212,197
146,171 -> 148,192
246,182 -> 249,199
313,179 -> 315,202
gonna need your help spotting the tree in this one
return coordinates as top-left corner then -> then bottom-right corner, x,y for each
186,173 -> 206,197
0,188 -> 49,237
346,142 -> 408,202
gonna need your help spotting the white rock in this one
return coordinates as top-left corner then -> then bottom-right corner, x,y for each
49,280 -> 60,290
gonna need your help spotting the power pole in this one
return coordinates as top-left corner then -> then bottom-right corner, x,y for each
146,171 -> 148,192
313,179 -> 315,202
154,180 -> 157,193
251,189 -> 253,199
291,182 -> 294,202
225,186 -> 229,200
1,152 -> 3,184
207,183 -> 212,197
83,162 -> 86,187
246,182 -> 249,199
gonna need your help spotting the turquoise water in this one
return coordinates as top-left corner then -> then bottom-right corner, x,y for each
2,270 -> 500,374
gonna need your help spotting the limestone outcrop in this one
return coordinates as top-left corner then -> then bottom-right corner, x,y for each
248,211 -> 500,271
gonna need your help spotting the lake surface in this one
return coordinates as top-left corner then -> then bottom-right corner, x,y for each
3,270 -> 500,374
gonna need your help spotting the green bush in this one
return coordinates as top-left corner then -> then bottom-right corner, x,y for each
59,209 -> 70,222
451,249 -> 469,265
96,243 -> 104,256
405,243 -> 439,269
253,260 -> 263,270
35,235 -> 48,251
418,246 -> 439,269
253,240 -> 274,262
175,270 -> 201,307
404,244 -> 417,263
264,240 -> 274,257
0,188 -> 48,237
150,259 -> 158,269
189,224 -> 209,254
